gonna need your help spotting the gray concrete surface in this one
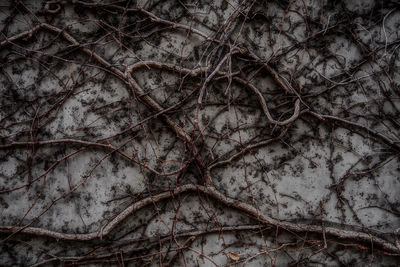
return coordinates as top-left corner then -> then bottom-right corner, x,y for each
0,0 -> 399,266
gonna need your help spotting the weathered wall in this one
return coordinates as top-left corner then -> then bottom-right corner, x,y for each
0,0 -> 399,266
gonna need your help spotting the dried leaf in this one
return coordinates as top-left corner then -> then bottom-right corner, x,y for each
143,256 -> 154,262
229,252 -> 240,261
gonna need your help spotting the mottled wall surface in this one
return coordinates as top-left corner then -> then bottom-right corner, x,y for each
0,0 -> 399,266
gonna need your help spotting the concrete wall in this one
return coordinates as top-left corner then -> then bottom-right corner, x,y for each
0,0 -> 399,266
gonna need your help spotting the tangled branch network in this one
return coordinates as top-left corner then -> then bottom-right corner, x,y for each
1,0 -> 400,266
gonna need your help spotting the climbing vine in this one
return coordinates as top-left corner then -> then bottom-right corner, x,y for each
0,0 -> 399,266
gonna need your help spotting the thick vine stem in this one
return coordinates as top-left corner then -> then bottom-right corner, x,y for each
1,183 -> 399,254
234,77 -> 302,126
307,111 -> 400,151
17,22 -> 211,185
124,64 -> 210,185
1,1 -> 399,265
